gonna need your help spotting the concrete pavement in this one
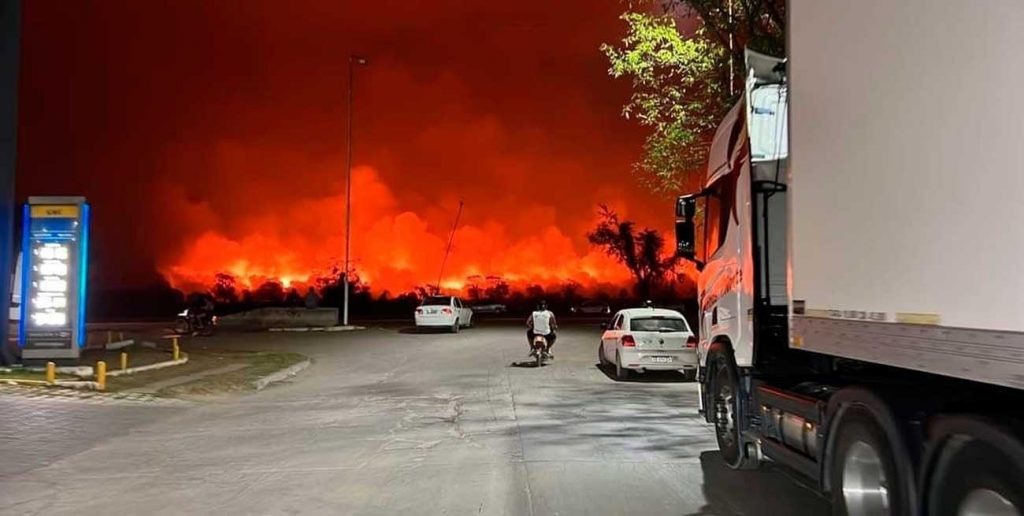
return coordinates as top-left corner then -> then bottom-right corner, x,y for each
0,322 -> 829,515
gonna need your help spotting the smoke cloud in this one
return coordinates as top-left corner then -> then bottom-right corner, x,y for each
17,1 -> 671,293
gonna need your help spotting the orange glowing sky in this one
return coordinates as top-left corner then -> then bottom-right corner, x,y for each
16,1 -> 671,294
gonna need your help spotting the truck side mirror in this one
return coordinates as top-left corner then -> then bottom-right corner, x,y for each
675,196 -> 697,260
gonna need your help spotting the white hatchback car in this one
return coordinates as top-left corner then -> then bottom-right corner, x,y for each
414,296 -> 473,333
598,307 -> 697,380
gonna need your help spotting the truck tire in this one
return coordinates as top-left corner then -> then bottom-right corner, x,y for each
829,406 -> 908,516
707,348 -> 759,470
927,437 -> 1023,516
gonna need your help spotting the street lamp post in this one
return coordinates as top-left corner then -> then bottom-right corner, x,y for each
342,55 -> 367,327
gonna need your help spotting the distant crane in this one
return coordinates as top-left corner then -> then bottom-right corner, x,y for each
435,200 -> 464,294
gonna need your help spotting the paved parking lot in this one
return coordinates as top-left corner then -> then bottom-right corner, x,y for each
0,321 -> 828,515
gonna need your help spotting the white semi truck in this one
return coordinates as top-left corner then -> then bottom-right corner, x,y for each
674,1 -> 1024,515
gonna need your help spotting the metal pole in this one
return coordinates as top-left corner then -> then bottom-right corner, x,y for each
342,55 -> 367,326
436,201 -> 464,293
342,59 -> 353,326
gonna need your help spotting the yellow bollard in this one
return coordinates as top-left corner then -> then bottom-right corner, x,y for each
172,337 -> 180,361
96,361 -> 107,391
120,352 -> 128,371
45,361 -> 56,384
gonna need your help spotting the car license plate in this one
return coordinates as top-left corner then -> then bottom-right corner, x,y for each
651,356 -> 673,363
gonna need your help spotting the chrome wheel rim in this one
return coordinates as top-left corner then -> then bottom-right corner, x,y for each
958,489 -> 1020,516
841,440 -> 890,516
714,381 -> 735,446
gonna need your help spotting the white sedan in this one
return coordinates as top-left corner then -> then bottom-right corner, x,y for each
414,296 -> 473,333
598,307 -> 697,380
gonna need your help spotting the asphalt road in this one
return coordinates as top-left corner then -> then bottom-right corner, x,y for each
0,321 -> 829,515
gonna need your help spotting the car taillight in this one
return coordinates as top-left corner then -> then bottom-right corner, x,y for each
621,335 -> 636,347
416,308 -> 423,314
442,307 -> 452,314
686,336 -> 697,348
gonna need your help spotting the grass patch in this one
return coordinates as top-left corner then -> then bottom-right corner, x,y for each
82,346 -> 177,370
2,346 -> 307,398
103,350 -> 229,392
162,351 -> 307,397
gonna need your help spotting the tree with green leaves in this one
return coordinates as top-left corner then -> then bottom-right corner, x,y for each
587,205 -> 680,299
603,0 -> 785,192
668,0 -> 785,64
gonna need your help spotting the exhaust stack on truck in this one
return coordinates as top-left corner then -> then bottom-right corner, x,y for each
674,1 -> 1024,514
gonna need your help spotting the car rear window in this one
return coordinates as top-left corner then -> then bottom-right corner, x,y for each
630,317 -> 688,332
422,296 -> 453,306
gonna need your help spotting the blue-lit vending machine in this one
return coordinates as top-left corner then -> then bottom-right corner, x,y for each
18,196 -> 90,363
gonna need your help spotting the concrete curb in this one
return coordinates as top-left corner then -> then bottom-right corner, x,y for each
105,338 -> 135,350
54,380 -> 101,390
0,379 -> 48,387
20,365 -> 95,377
1,379 -> 100,390
252,359 -> 311,391
268,325 -> 366,333
105,354 -> 189,377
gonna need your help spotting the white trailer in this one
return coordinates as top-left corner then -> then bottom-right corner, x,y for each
674,1 -> 1024,514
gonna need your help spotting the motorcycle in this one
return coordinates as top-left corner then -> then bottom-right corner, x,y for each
530,334 -> 551,367
174,308 -> 217,336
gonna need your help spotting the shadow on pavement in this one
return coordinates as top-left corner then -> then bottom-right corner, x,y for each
594,363 -> 692,383
398,326 -> 457,335
687,451 -> 831,516
509,360 -> 547,368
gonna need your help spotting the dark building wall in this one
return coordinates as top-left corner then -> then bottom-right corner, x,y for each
0,0 -> 21,360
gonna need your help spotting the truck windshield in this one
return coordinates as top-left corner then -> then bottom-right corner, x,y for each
630,317 -> 689,333
748,84 -> 788,161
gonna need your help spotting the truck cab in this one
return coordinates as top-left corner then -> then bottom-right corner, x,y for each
676,50 -> 792,422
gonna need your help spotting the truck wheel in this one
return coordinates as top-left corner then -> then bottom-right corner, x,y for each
615,352 -> 631,380
829,406 -> 907,516
708,349 -> 758,470
451,321 -> 460,334
928,437 -> 1023,516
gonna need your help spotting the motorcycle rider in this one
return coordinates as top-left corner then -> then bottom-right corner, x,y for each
187,292 -> 216,331
526,300 -> 557,358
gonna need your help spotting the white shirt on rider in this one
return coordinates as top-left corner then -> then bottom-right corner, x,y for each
530,310 -> 555,335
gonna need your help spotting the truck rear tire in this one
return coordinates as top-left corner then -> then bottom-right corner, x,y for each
829,406 -> 908,516
708,349 -> 758,470
928,437 -> 1023,516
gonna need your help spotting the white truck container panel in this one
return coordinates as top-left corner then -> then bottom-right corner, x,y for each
788,0 -> 1024,387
